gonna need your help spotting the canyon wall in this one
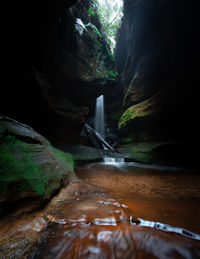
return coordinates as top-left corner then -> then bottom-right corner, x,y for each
2,0 -> 115,144
115,0 -> 200,166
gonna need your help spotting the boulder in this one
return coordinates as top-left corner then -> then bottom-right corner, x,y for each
0,116 -> 76,217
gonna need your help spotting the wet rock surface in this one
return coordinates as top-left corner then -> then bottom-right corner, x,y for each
0,179 -> 105,258
33,222 -> 200,259
1,162 -> 197,258
56,144 -> 102,161
56,144 -> 125,162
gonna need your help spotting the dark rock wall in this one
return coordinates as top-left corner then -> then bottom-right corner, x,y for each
115,0 -> 200,166
2,0 -> 115,144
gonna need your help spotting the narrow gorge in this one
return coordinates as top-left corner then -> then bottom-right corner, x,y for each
1,0 -> 200,258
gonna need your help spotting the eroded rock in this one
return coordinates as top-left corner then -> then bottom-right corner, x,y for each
115,0 -> 200,167
0,116 -> 75,214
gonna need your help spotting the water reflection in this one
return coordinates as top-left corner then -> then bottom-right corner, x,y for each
32,162 -> 200,258
33,195 -> 200,259
35,220 -> 200,259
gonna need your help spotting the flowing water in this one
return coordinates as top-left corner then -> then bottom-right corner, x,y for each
103,157 -> 125,163
95,95 -> 105,139
34,162 -> 200,258
94,95 -> 125,163
33,97 -> 200,258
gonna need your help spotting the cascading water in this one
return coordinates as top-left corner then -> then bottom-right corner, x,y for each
94,95 -> 124,163
103,157 -> 125,163
95,95 -> 105,139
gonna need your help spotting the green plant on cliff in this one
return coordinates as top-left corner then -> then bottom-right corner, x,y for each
105,71 -> 117,80
88,23 -> 102,38
118,96 -> 158,129
75,18 -> 102,38
105,45 -> 115,61
0,135 -> 48,195
88,7 -> 95,16
89,0 -> 123,52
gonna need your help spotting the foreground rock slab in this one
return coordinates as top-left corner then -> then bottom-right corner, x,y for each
0,115 -> 75,209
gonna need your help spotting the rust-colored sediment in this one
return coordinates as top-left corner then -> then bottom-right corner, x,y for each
34,163 -> 200,258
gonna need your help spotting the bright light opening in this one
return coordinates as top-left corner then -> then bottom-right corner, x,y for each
88,0 -> 123,53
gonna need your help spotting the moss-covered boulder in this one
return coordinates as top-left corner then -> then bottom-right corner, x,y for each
119,141 -> 192,167
0,116 -> 76,212
119,142 -> 170,164
56,144 -> 102,161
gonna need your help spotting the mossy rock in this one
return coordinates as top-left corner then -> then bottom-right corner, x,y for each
120,130 -> 165,144
118,95 -> 159,129
119,141 -> 176,164
56,144 -> 102,161
0,116 -> 75,203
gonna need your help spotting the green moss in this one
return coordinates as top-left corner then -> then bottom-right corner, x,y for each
0,135 -> 48,195
53,148 -> 74,172
106,71 -> 117,80
113,112 -> 121,121
129,151 -> 153,163
118,96 -> 158,129
120,137 -> 134,144
105,45 -> 115,62
120,141 -> 175,164
90,0 -> 123,52
126,142 -> 165,153
120,142 -> 155,163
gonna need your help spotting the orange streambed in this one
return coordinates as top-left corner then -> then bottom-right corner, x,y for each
34,162 -> 200,258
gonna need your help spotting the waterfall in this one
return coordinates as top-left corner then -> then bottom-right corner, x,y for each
94,95 -> 124,163
95,95 -> 105,139
104,157 -> 125,163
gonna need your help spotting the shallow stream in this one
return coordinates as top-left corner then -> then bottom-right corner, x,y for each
34,162 -> 200,258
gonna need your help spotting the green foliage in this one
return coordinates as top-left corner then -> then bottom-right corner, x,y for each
89,0 -> 123,52
106,71 -> 117,80
88,7 -> 95,16
75,18 -> 102,38
120,137 -> 135,144
0,135 -> 48,195
88,23 -> 102,38
121,142 -> 169,164
105,45 -> 115,61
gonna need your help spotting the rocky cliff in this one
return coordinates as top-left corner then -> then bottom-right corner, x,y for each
115,0 -> 200,167
2,0 -> 115,145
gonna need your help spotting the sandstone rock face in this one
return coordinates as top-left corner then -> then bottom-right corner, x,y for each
0,116 -> 75,217
69,0 -> 116,83
115,0 -> 199,167
2,0 -> 115,144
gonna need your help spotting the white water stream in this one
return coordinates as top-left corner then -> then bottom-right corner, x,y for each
94,95 -> 124,163
95,95 -> 105,139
